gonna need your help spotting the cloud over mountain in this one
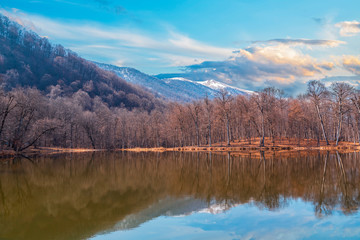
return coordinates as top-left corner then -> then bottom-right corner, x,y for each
185,43 -> 335,88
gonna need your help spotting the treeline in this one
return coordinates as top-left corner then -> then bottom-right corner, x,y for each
0,14 -> 161,110
0,80 -> 359,151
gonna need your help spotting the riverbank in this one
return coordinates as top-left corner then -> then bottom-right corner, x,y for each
123,138 -> 360,153
0,147 -> 102,158
1,138 -> 360,158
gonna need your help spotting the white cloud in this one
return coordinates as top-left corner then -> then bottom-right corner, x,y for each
168,32 -> 233,57
343,55 -> 360,75
187,44 -> 336,85
335,20 -> 360,37
0,9 -> 232,68
253,39 -> 345,48
158,53 -> 205,67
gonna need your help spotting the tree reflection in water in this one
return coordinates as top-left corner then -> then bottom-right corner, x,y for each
0,151 -> 359,240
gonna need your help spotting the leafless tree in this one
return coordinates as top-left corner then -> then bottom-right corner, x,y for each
215,89 -> 232,146
203,95 -> 214,147
187,101 -> 202,147
331,82 -> 353,145
253,87 -> 279,147
307,80 -> 330,145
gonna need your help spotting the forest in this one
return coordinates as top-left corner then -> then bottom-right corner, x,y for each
0,80 -> 359,151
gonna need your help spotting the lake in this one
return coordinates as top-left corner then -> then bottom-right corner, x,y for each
0,151 -> 359,240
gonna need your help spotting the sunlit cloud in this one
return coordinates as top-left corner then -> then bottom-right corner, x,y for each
186,44 -> 335,85
253,39 -> 345,47
335,20 -> 360,37
343,55 -> 360,75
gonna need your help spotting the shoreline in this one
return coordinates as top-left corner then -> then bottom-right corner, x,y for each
122,138 -> 360,153
1,139 -> 360,158
0,147 -> 103,158
122,145 -> 360,153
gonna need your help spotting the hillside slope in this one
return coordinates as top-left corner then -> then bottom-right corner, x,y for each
0,14 -> 160,110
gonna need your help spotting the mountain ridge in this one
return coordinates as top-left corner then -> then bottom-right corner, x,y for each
0,13 -> 161,111
95,62 -> 253,102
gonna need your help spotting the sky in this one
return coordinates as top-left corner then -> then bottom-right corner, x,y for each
1,0 -> 360,94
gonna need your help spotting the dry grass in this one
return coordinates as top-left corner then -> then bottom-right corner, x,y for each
0,147 -> 104,158
1,137 -> 359,158
39,147 -> 103,153
123,137 -> 360,153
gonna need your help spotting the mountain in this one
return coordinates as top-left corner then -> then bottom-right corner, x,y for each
0,14 -> 161,111
107,196 -> 236,232
0,13 -> 251,106
96,62 -> 252,102
198,79 -> 254,95
112,197 -> 208,231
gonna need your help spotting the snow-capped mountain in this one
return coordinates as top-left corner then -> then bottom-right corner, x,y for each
96,62 -> 252,102
198,79 -> 254,95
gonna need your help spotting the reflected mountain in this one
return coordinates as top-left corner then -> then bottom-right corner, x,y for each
0,151 -> 359,240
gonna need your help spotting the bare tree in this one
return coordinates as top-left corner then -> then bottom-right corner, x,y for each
331,82 -> 353,145
0,90 -> 16,143
187,101 -> 202,147
307,80 -> 330,145
215,89 -> 232,146
253,87 -> 278,147
79,111 -> 97,149
350,90 -> 360,143
204,95 -> 214,147
18,118 -> 60,151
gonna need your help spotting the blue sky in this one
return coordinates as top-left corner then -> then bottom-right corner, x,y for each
1,0 -> 360,93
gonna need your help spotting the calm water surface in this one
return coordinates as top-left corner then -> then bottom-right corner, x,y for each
0,151 -> 360,239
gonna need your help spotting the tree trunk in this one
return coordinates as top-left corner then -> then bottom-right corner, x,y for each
226,113 -> 230,146
316,105 -> 329,145
84,127 -> 96,149
260,111 -> 265,147
208,118 -> 212,147
195,122 -> 200,147
19,127 -> 57,151
336,112 -> 343,146
70,123 -> 73,148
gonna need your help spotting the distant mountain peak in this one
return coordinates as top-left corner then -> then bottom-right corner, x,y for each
96,62 -> 253,102
198,79 -> 254,94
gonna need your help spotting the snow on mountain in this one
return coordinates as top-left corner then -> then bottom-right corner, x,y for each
164,77 -> 253,97
95,62 -> 252,102
199,79 -> 254,94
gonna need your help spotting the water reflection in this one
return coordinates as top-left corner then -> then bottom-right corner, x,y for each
0,151 -> 359,239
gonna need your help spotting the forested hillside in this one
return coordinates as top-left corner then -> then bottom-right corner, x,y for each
0,14 -> 161,111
